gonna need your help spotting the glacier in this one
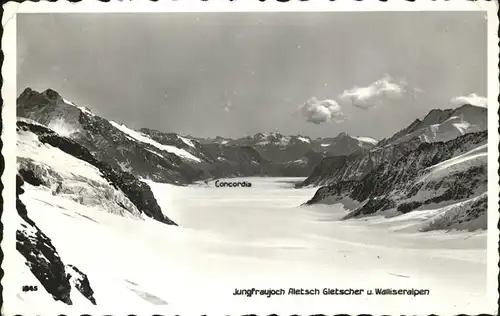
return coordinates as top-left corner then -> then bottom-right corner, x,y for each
5,177 -> 494,315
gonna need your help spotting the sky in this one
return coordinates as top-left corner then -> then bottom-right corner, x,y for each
17,12 -> 487,139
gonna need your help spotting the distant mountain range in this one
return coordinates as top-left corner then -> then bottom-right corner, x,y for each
195,132 -> 377,161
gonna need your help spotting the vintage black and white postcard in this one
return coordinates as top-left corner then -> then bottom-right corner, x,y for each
1,1 -> 499,315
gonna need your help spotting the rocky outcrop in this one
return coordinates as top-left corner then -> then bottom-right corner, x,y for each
66,264 -> 97,304
17,120 -> 177,226
16,175 -> 97,305
316,132 -> 375,156
419,193 -> 487,232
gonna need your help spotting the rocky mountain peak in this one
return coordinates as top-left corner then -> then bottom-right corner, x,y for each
378,104 -> 486,148
451,103 -> 487,117
335,132 -> 350,139
42,88 -> 63,102
19,87 -> 34,99
461,103 -> 484,109
420,108 -> 453,126
18,87 -> 66,108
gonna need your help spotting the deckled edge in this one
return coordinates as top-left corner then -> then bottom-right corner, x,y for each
1,1 -> 500,315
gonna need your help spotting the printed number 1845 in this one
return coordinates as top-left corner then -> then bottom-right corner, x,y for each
22,285 -> 38,292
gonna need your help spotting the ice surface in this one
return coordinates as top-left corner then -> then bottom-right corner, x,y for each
109,121 -> 202,162
17,130 -> 106,184
6,177 -> 494,315
297,136 -> 310,143
17,130 -> 142,217
354,136 -> 378,145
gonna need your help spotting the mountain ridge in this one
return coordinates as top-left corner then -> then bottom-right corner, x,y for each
17,87 -> 377,183
303,130 -> 487,230
298,103 -> 487,188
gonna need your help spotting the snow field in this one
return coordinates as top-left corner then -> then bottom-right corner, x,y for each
7,177 -> 494,314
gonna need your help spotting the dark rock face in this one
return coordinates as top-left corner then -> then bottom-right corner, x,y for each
298,150 -> 374,188
18,168 -> 44,187
17,121 -> 177,226
66,264 -> 97,304
318,132 -> 374,156
16,175 -> 96,305
304,131 -> 488,225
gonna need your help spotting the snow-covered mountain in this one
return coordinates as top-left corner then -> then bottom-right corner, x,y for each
17,118 -> 177,226
16,89 -> 282,181
303,128 -> 488,229
315,132 -> 377,155
17,88 -> 206,184
299,104 -> 487,188
14,115 -> 183,310
378,104 -> 486,147
194,131 -> 377,177
17,88 -> 377,181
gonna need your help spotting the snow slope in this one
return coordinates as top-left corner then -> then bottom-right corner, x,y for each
17,128 -> 143,218
5,178 -> 494,315
380,105 -> 486,147
178,135 -> 195,148
17,130 -> 105,184
354,136 -> 378,145
109,121 -> 201,162
297,136 -> 310,143
417,144 -> 487,183
393,115 -> 483,145
63,98 -> 94,116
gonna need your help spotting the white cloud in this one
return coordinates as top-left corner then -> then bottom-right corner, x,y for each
451,93 -> 487,108
297,97 -> 345,124
339,74 -> 408,110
